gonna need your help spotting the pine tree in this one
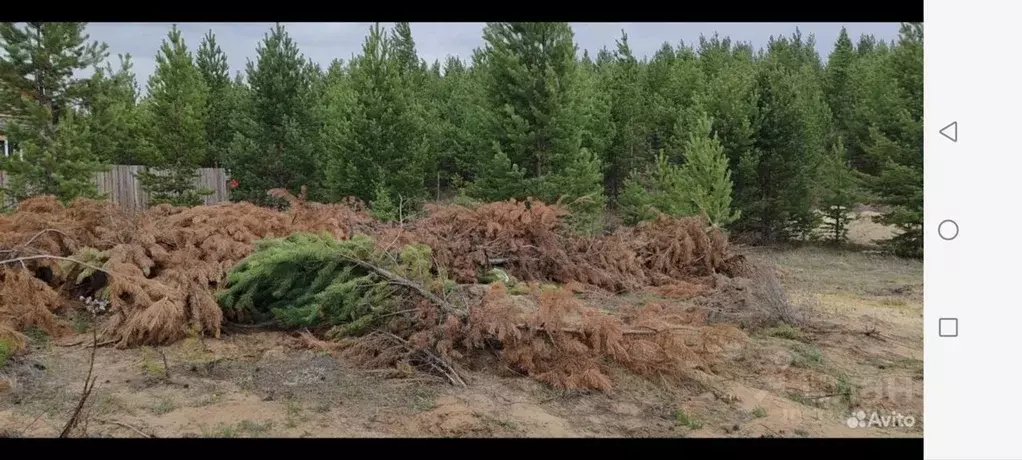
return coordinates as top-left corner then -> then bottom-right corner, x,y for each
467,147 -> 527,202
388,22 -> 435,199
863,23 -> 923,258
739,58 -> 822,242
825,27 -> 856,150
475,22 -> 604,226
86,53 -> 148,165
618,152 -> 688,225
542,147 -> 606,235
432,57 -> 487,191
605,31 -> 647,203
196,30 -> 233,168
694,37 -> 759,221
227,23 -> 320,206
477,22 -> 582,180
0,22 -> 108,202
323,23 -> 429,205
676,113 -> 740,228
816,137 -> 861,243
136,25 -> 211,207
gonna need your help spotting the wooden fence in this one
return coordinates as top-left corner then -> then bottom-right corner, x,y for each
1,165 -> 230,213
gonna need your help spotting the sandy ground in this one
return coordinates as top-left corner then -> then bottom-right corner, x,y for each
0,215 -> 922,438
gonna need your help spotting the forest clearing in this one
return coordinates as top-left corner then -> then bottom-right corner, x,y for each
0,20 -> 923,438
0,195 -> 921,438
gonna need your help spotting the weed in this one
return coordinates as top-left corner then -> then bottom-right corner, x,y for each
178,335 -> 213,365
202,423 -> 238,438
24,326 -> 49,348
835,377 -> 856,407
0,339 -> 11,369
674,409 -> 702,429
761,323 -> 809,342
283,398 -> 305,428
150,395 -> 176,415
790,343 -> 823,368
752,407 -> 767,418
139,346 -> 167,378
784,390 -> 820,408
880,298 -> 908,307
93,393 -> 134,416
70,310 -> 93,333
508,284 -> 531,295
237,420 -> 274,436
196,391 -> 223,406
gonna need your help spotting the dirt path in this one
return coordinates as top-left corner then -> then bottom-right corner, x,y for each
0,246 -> 922,438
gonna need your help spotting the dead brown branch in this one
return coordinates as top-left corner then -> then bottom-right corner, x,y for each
95,419 -> 156,438
59,328 -> 98,438
0,254 -> 110,275
378,331 -> 467,387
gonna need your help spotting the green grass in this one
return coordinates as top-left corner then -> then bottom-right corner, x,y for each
761,324 -> 810,342
0,339 -> 12,369
674,409 -> 702,429
752,407 -> 767,418
150,396 -> 176,415
835,376 -> 856,408
790,344 -> 824,369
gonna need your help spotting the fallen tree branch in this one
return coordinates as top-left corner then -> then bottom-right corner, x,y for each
0,255 -> 110,276
19,229 -> 74,251
60,329 -> 99,438
338,255 -> 465,316
514,324 -> 702,336
95,419 -> 156,438
377,331 -> 467,388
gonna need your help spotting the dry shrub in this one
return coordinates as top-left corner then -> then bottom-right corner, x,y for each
694,265 -> 811,331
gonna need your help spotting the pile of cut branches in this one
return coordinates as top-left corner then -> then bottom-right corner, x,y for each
378,198 -> 744,293
218,232 -> 747,391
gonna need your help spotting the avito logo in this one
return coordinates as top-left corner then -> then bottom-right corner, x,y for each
846,410 -> 916,429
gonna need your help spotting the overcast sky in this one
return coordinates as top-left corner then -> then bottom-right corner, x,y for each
84,22 -> 903,85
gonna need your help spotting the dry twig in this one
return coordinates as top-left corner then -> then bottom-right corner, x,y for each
95,419 -> 156,438
60,329 -> 99,438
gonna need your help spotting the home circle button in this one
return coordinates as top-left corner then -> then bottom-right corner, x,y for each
938,219 -> 959,241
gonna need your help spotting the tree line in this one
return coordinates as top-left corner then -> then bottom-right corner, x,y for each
0,22 -> 923,258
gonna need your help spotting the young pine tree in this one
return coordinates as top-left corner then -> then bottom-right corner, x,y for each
542,147 -> 606,235
0,22 -> 108,202
605,31 -> 648,204
227,23 -> 320,206
476,22 -> 605,225
136,25 -> 211,207
195,30 -> 233,168
467,147 -> 527,202
676,113 -> 740,228
324,23 -> 429,205
738,59 -> 824,242
618,152 -> 688,225
864,23 -> 923,258
816,137 -> 861,243
87,54 -> 149,165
